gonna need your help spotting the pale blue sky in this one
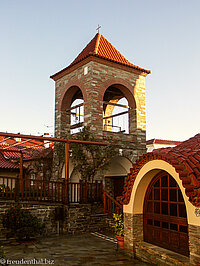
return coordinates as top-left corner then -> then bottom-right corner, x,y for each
0,0 -> 199,141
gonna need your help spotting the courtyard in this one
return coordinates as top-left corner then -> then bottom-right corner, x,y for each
1,233 -> 148,266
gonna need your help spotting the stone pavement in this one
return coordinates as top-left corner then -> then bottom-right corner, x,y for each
1,233 -> 149,266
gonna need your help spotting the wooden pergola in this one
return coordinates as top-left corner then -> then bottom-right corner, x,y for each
0,132 -> 108,183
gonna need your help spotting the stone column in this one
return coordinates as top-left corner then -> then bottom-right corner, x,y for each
188,224 -> 200,264
124,213 -> 143,256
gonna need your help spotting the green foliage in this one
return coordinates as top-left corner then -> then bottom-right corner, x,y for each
2,206 -> 45,240
0,185 -> 10,193
56,127 -> 116,181
70,127 -> 116,181
0,246 -> 6,265
112,213 -> 124,236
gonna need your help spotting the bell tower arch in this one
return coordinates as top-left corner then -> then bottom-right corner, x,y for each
51,33 -> 150,175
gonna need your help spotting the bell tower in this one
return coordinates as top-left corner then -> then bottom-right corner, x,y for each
51,33 -> 150,182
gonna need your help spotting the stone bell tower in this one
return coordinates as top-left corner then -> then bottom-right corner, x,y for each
51,33 -> 150,185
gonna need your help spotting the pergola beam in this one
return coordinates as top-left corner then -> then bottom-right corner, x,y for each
3,139 -> 31,150
0,137 -> 11,144
0,132 -> 107,146
0,132 -> 108,182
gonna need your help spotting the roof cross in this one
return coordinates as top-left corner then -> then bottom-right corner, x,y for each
96,24 -> 101,33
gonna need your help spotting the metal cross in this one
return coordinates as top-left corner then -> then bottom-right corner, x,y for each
96,24 -> 101,33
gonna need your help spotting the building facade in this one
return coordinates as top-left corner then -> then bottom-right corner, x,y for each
119,134 -> 200,265
51,33 -> 150,196
146,138 -> 182,152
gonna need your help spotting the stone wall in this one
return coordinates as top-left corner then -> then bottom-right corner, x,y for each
0,201 -> 111,240
53,58 -> 147,180
65,203 -> 111,234
189,224 -> 200,265
0,201 -> 59,239
124,213 -> 143,255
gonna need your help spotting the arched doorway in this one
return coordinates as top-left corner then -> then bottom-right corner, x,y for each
143,171 -> 189,256
104,156 -> 132,198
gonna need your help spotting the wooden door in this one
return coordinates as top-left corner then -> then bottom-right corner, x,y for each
114,176 -> 125,198
143,171 -> 189,256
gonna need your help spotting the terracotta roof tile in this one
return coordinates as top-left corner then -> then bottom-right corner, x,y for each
51,33 -> 150,79
0,136 -> 46,157
146,139 -> 182,146
0,152 -> 19,169
118,133 -> 200,207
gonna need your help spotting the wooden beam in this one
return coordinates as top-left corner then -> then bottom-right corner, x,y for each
3,139 -> 31,150
65,142 -> 69,181
103,101 -> 129,109
19,153 -> 23,191
0,132 -> 108,146
103,110 -> 129,120
70,122 -> 84,130
0,137 -> 11,144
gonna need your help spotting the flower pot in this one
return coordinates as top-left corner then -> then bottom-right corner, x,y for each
116,235 -> 124,249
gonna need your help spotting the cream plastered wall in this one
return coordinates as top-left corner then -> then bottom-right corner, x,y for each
123,159 -> 200,226
62,160 -> 81,182
0,171 -> 18,178
61,159 -> 77,180
104,156 -> 132,177
61,156 -> 132,181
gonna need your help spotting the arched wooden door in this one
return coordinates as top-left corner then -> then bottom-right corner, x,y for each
143,171 -> 189,256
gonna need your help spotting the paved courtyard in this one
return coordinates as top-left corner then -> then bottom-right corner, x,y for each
1,233 -> 149,265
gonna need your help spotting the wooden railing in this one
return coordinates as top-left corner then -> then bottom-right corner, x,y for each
0,176 -> 103,204
104,191 -> 123,218
69,180 -> 103,203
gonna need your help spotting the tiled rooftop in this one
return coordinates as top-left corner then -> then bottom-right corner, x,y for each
0,152 -> 19,169
120,134 -> 200,207
0,136 -> 52,169
51,33 -> 150,79
146,138 -> 182,146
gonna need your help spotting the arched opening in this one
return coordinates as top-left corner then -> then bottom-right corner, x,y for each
103,85 -> 134,134
70,98 -> 84,134
104,156 -> 132,198
61,87 -> 84,135
143,170 -> 189,256
69,88 -> 84,134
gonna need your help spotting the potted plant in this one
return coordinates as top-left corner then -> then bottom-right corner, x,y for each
112,213 -> 124,249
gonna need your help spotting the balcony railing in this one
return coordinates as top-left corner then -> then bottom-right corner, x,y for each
104,191 -> 123,218
0,176 -> 103,204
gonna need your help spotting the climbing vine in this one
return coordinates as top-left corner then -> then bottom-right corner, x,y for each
57,127 -> 116,181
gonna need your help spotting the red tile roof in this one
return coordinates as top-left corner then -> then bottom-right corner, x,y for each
51,33 -> 150,79
0,152 -> 19,169
0,136 -> 53,170
146,139 -> 182,146
0,136 -> 47,160
119,134 -> 200,207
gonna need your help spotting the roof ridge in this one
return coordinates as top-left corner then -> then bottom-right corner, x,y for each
50,33 -> 150,80
94,33 -> 101,54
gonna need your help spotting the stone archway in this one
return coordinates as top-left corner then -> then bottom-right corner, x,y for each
104,156 -> 132,198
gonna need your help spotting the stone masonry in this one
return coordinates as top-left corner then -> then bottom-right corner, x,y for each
0,201 -> 111,240
52,56 -> 148,179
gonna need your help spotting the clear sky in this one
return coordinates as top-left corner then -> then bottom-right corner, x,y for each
0,0 -> 199,141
